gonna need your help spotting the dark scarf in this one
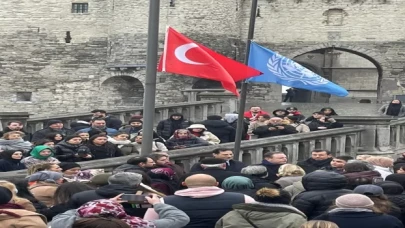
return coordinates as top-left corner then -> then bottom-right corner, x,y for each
386,103 -> 402,116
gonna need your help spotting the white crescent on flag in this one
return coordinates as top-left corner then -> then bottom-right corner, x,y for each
174,43 -> 207,65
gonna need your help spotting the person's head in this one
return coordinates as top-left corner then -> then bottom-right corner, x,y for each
187,124 -> 207,133
354,184 -> 384,197
268,117 -> 283,125
28,163 -> 62,175
212,148 -> 234,161
255,188 -> 291,205
331,156 -> 353,169
273,109 -> 288,116
46,133 -> 63,141
149,153 -> 170,166
113,132 -> 130,141
34,139 -> 55,148
356,154 -> 373,161
91,109 -> 107,118
183,174 -> 218,188
2,131 -> 24,140
134,135 -> 143,144
0,186 -> 13,204
0,181 -> 19,200
8,179 -> 37,201
278,164 -> 305,177
108,172 -> 143,188
200,158 -> 227,170
47,120 -> 63,130
91,118 -> 106,129
72,218 -> 131,228
30,145 -> 54,160
77,132 -> 90,141
366,156 -> 393,168
311,149 -> 331,161
54,182 -> 94,205
394,164 -> 405,174
257,114 -> 271,122
129,119 -> 143,128
300,220 -> 339,228
1,150 -> 23,161
173,129 -> 191,139
312,112 -> 324,119
65,135 -> 83,145
7,121 -> 23,131
241,165 -> 268,178
320,107 -> 337,116
335,193 -> 374,210
286,107 -> 298,113
250,106 -> 262,114
89,134 -> 108,146
264,151 -> 287,165
28,171 -> 64,184
285,116 -> 299,124
222,176 -> 254,190
126,157 -> 155,168
59,162 -> 81,176
391,99 -> 401,104
375,181 -> 404,195
343,161 -> 373,173
170,113 -> 183,121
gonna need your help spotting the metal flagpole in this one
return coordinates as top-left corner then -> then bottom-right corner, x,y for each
233,0 -> 258,161
141,0 -> 161,156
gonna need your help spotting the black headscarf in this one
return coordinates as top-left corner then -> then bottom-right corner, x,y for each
1,150 -> 23,164
386,100 -> 403,116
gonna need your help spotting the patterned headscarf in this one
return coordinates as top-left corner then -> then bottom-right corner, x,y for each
149,168 -> 176,181
77,199 -> 155,228
173,129 -> 193,139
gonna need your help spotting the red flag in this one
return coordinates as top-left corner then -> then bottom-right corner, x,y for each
158,27 -> 262,96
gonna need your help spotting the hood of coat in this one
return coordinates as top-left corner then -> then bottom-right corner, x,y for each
200,120 -> 231,128
233,203 -> 307,218
95,184 -> 140,198
302,171 -> 347,191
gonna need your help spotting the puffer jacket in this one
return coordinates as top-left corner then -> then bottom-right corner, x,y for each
292,171 -> 352,219
156,114 -> 192,140
54,141 -> 92,162
200,120 -> 236,143
216,203 -> 307,228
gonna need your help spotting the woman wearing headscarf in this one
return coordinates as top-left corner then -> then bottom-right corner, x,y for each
0,150 -> 26,172
165,129 -> 209,150
0,131 -> 32,154
379,99 -> 405,117
187,124 -> 220,145
50,195 -> 190,228
221,176 -> 256,197
21,145 -> 60,169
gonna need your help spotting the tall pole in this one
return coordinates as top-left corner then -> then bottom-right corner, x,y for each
141,0 -> 161,156
233,0 -> 258,161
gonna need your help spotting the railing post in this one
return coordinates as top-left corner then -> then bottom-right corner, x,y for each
338,135 -> 346,156
188,106 -> 196,122
202,105 -> 208,121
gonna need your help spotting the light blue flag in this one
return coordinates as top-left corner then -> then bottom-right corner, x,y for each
247,42 -> 349,97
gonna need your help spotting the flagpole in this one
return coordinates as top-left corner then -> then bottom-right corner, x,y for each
141,0 -> 161,156
233,0 -> 258,161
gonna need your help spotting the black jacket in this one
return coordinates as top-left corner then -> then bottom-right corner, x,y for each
308,120 -> 343,131
166,137 -> 209,150
86,142 -> 123,160
180,168 -> 247,187
71,184 -> 152,217
105,116 -> 123,130
252,124 -> 298,138
259,160 -> 283,181
0,127 -> 32,141
292,171 -> 352,219
54,141 -> 92,162
199,120 -> 236,143
32,127 -> 75,143
156,114 -> 192,140
41,203 -> 73,221
190,159 -> 246,173
314,211 -> 403,228
297,158 -> 333,174
0,159 -> 26,172
70,121 -> 91,132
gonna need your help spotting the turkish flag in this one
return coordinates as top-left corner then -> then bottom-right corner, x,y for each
158,27 -> 262,96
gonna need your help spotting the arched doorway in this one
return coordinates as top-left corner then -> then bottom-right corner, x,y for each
286,47 -> 381,103
101,76 -> 144,106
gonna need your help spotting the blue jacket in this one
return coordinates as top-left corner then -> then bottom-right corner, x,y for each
0,159 -> 26,172
79,127 -> 118,136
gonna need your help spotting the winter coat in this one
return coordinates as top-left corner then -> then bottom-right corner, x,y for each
79,127 -> 118,136
216,203 -> 307,228
166,137 -> 209,150
379,104 -> 405,117
0,127 -> 32,141
31,127 -> 75,143
297,158 -> 333,174
314,210 -> 403,228
252,124 -> 298,138
13,197 -> 36,212
54,141 -> 92,162
104,116 -> 123,130
21,156 -> 60,169
86,142 -> 123,160
290,123 -> 310,133
133,141 -> 168,153
275,176 -> 303,189
0,158 -> 26,172
259,160 -> 283,181
200,120 -> 236,143
108,138 -> 139,156
0,138 -> 32,153
0,209 -> 47,228
29,182 -> 59,208
70,120 -> 91,131
196,131 -> 220,145
292,171 -> 352,219
308,120 -> 343,131
180,168 -> 248,187
190,159 -> 246,173
50,203 -> 190,228
284,181 -> 305,199
157,114 -> 192,140
344,170 -> 381,189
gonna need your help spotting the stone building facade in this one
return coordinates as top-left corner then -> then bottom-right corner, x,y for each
0,0 -> 404,115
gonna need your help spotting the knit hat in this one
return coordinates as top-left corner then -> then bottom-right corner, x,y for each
222,176 -> 254,190
88,173 -> 112,186
47,119 -> 63,127
89,134 -> 108,143
0,186 -> 13,204
354,184 -> 384,196
335,194 -> 374,209
28,171 -> 63,183
30,145 -> 54,160
64,135 -> 82,142
108,172 -> 143,188
187,124 -> 207,130
129,119 -> 143,124
59,162 -> 81,172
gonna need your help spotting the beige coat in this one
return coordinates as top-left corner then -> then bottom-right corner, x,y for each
29,182 -> 59,208
248,121 -> 268,134
14,197 -> 36,212
290,123 -> 310,133
0,209 -> 47,228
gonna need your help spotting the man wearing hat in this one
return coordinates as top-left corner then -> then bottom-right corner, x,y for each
32,120 -> 75,143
